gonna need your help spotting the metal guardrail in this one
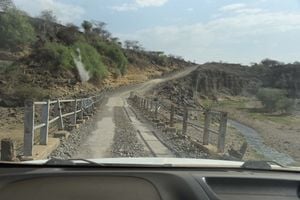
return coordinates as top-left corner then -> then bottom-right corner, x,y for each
23,93 -> 105,157
129,93 -> 228,153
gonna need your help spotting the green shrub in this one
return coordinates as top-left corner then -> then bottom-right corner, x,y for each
256,88 -> 293,113
0,9 -> 36,51
72,42 -> 108,80
94,40 -> 128,75
36,42 -> 74,70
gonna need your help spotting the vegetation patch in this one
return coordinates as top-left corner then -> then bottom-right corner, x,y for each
72,42 -> 108,81
0,9 -> 36,51
93,40 -> 127,75
256,88 -> 293,113
34,42 -> 74,70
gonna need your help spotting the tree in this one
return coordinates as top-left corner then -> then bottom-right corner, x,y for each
0,8 -> 36,51
256,88 -> 293,113
91,21 -> 112,40
260,58 -> 282,67
124,40 -> 142,51
92,21 -> 106,34
0,0 -> 15,11
81,20 -> 92,33
38,10 -> 57,40
56,23 -> 80,45
39,10 -> 57,23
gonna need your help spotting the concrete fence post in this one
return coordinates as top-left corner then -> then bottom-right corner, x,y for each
169,104 -> 175,127
203,109 -> 211,145
145,99 -> 149,111
138,97 -> 142,108
91,100 -> 95,113
217,112 -> 228,153
87,100 -> 91,115
182,106 -> 188,134
139,98 -> 142,108
73,99 -> 78,125
55,99 -> 64,130
134,95 -> 138,106
142,98 -> 145,109
1,139 -> 15,161
143,99 -> 147,110
129,91 -> 134,99
154,101 -> 158,119
136,96 -> 139,105
40,100 -> 50,145
150,100 -> 153,111
78,100 -> 83,120
24,100 -> 34,157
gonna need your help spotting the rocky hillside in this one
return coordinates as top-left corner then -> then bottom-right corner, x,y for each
0,8 -> 194,108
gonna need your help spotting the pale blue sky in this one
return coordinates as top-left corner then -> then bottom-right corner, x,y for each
14,0 -> 300,64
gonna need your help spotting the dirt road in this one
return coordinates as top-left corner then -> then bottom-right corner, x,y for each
74,66 -> 198,158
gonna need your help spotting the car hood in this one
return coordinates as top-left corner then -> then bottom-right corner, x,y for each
23,157 -> 244,167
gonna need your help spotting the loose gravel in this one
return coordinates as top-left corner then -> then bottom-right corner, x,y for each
129,102 -> 209,159
50,97 -> 109,159
111,107 -> 150,157
50,115 -> 98,159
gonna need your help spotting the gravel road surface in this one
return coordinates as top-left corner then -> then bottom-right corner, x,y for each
72,66 -> 198,159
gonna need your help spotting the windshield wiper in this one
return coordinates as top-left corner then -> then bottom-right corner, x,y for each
241,160 -> 286,170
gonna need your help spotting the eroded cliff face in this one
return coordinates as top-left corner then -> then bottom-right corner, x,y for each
190,63 -> 252,96
192,69 -> 247,95
153,62 -> 300,104
151,63 -> 253,105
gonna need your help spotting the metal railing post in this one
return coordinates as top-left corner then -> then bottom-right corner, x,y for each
169,104 -> 175,127
217,112 -> 228,153
182,106 -> 188,134
40,100 -> 50,145
203,109 -> 211,145
79,100 -> 83,120
24,100 -> 34,156
1,139 -> 15,161
154,101 -> 158,119
73,99 -> 78,125
55,99 -> 64,130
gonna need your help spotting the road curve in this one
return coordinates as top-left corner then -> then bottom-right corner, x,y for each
74,66 -> 198,159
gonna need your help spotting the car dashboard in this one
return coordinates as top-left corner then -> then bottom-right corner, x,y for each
0,166 -> 299,200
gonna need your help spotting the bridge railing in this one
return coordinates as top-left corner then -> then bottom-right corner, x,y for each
23,93 -> 105,157
129,93 -> 228,153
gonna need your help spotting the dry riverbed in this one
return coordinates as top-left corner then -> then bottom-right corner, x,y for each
211,96 -> 300,165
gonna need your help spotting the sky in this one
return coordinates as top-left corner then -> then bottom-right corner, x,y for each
13,0 -> 300,64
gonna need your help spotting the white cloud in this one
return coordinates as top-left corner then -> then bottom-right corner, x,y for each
14,0 -> 85,24
117,10 -> 300,63
220,3 -> 264,15
111,3 -> 138,11
112,0 -> 168,11
135,0 -> 168,7
220,3 -> 246,12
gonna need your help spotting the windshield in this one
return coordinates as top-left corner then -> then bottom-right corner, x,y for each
0,0 -> 299,169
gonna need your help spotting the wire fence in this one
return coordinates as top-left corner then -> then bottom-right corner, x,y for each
23,93 -> 106,157
129,92 -> 228,153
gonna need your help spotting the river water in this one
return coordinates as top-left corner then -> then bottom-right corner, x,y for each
228,119 -> 295,165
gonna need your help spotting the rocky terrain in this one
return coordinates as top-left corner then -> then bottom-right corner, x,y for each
111,107 -> 149,157
146,63 -> 300,165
